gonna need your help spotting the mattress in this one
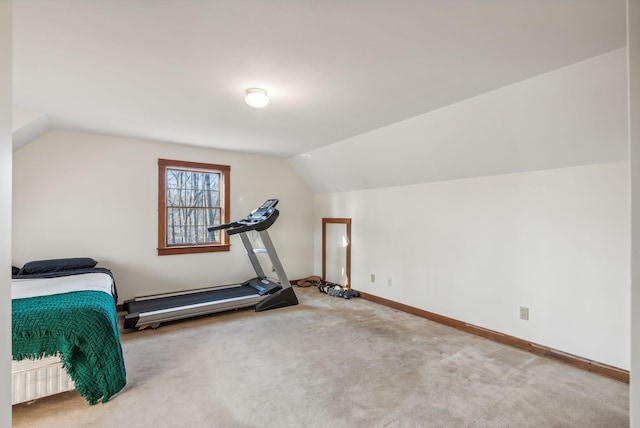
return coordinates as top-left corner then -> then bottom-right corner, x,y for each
12,355 -> 75,405
11,271 -> 115,299
11,270 -> 123,405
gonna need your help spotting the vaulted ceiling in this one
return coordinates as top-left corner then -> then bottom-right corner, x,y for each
13,0 -> 627,157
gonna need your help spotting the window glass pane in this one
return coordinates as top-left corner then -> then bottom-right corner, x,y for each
193,191 -> 201,207
166,208 -> 182,245
166,208 -> 221,245
184,187 -> 200,208
167,170 -> 188,207
193,208 -> 204,230
204,208 -> 220,228
209,229 -> 221,243
204,173 -> 219,191
166,170 -> 179,188
166,169 -> 222,208
195,225 -> 212,244
167,207 -> 190,244
166,186 -> 183,207
202,173 -> 220,208
181,171 -> 194,188
203,190 -> 220,208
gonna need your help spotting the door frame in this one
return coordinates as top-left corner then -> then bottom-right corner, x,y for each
322,217 -> 352,288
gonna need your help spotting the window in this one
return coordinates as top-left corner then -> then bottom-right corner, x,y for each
158,159 -> 230,255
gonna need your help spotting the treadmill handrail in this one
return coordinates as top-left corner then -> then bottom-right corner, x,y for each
207,221 -> 242,232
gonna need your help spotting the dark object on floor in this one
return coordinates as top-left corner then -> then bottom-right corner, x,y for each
297,276 -> 322,287
319,283 -> 359,299
343,289 -> 359,299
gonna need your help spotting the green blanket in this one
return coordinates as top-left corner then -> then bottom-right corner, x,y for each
12,290 -> 127,404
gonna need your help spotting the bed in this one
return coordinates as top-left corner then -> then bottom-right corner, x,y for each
11,258 -> 127,405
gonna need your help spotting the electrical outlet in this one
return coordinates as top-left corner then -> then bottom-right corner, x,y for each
370,274 -> 376,283
520,306 -> 529,320
387,277 -> 393,287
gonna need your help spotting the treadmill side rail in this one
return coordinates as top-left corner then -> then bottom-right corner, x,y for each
126,291 -> 265,329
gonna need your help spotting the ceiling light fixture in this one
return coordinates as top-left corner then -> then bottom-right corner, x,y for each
245,88 -> 269,108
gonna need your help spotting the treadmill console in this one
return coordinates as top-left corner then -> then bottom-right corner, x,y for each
208,199 -> 280,235
249,199 -> 279,220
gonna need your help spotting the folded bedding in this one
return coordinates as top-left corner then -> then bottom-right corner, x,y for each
12,266 -> 126,404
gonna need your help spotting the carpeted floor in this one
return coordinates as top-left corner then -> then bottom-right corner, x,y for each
12,286 -> 629,427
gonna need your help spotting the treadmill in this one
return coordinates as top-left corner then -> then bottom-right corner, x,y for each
123,199 -> 298,329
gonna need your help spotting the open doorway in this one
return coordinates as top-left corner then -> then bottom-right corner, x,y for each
322,218 -> 351,288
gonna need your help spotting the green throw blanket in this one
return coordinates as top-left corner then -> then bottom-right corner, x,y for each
12,290 -> 127,404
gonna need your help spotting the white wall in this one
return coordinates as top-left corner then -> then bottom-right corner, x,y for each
315,162 -> 630,369
0,0 -> 10,424
290,43 -> 630,371
12,129 -> 314,302
12,108 -> 50,151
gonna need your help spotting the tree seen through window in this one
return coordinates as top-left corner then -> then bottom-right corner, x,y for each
158,159 -> 230,255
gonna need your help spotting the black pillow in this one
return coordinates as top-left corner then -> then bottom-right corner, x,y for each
19,257 -> 98,275
12,266 -> 19,276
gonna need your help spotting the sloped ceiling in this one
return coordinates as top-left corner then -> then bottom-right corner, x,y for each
13,0 -> 626,158
290,48 -> 629,193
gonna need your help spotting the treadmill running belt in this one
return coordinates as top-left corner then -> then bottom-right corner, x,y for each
126,285 -> 259,313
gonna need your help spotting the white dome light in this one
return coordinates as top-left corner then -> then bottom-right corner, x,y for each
245,88 -> 269,108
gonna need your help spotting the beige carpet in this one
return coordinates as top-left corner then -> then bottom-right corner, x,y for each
12,286 -> 629,427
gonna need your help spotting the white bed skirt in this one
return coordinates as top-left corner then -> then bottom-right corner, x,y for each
12,355 -> 75,404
